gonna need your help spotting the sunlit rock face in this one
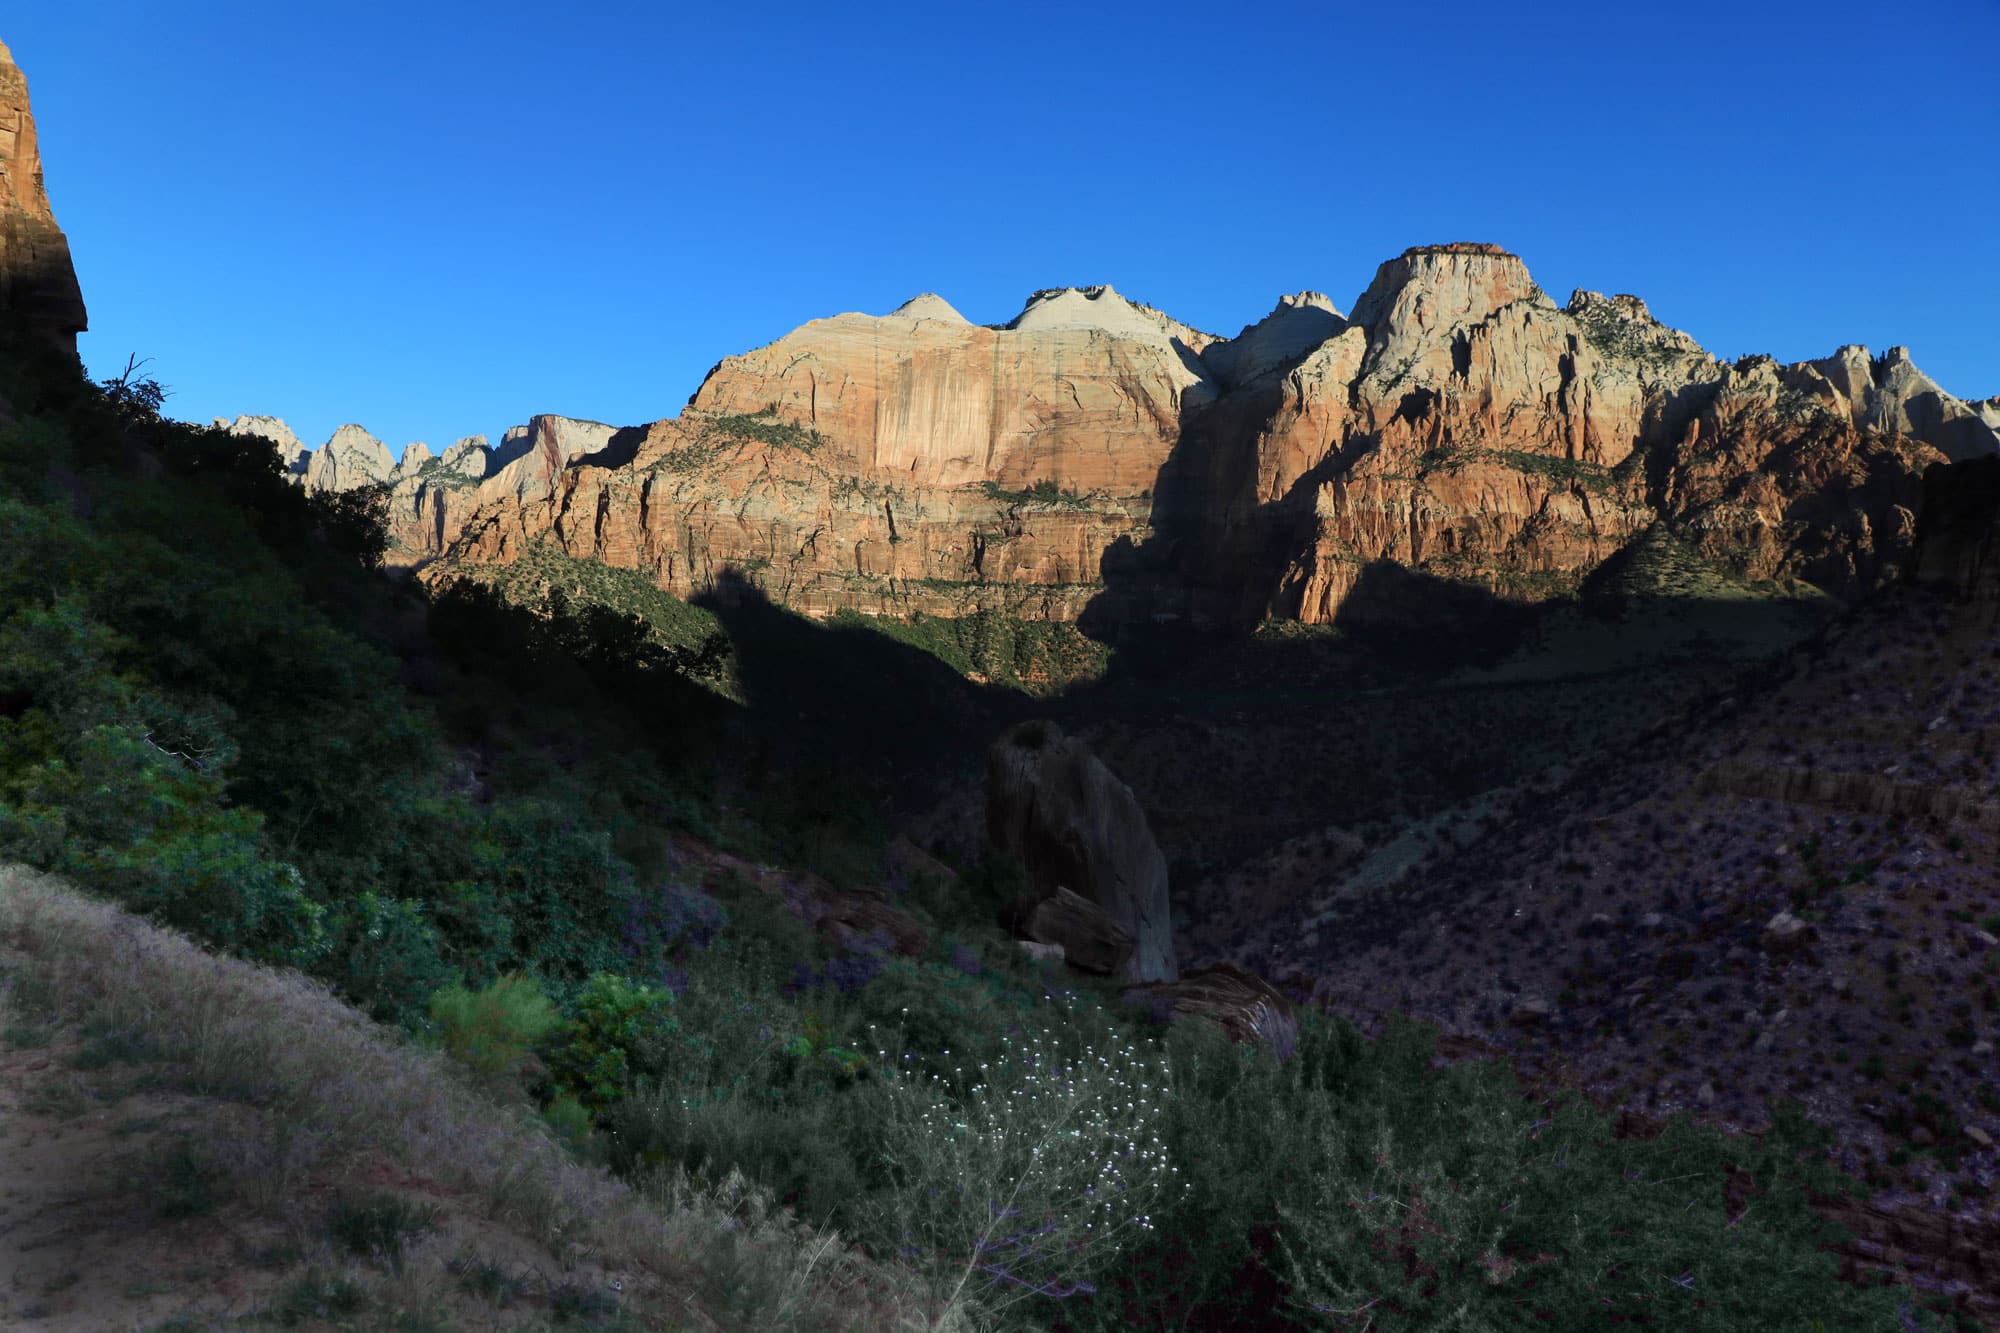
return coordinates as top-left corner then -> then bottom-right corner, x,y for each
211,414 -> 626,571
432,286 -> 1214,617
1155,245 -> 1994,628
241,242 -> 1994,621
0,39 -> 86,354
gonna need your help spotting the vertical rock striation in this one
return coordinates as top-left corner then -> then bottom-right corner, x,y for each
222,244 -> 1993,621
0,38 -> 86,353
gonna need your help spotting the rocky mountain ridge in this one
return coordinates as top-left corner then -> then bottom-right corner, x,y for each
236,243 -> 1998,628
212,412 -> 622,565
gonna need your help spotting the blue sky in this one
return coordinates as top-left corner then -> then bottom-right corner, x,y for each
9,1 -> 1998,458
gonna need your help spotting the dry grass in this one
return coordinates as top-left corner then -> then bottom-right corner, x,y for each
0,864 -> 959,1331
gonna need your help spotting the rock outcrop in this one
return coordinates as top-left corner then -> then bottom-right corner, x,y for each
213,413 -> 628,571
303,424 -> 394,492
433,285 -> 1211,617
0,39 -> 86,353
1001,886 -> 1135,978
1121,962 -> 1299,1058
397,245 -> 1994,629
987,720 -> 1176,984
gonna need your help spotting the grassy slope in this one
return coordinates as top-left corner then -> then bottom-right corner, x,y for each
0,865 -> 933,1331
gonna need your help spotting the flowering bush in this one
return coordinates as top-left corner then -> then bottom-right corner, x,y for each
867,994 -> 1182,1327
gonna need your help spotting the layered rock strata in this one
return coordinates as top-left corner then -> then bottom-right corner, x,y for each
247,246 -> 1997,622
0,39 -> 86,352
433,286 -> 1210,617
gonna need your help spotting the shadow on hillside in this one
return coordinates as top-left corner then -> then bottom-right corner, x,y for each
1073,367 -> 1542,685
692,568 -> 1025,797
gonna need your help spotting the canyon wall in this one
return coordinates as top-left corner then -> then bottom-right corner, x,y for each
234,246 -> 1999,626
0,39 -> 85,354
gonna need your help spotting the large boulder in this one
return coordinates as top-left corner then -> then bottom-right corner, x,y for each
988,720 -> 1176,982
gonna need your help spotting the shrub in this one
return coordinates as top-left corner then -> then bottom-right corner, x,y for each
0,722 -> 329,967
546,972 -> 683,1110
429,972 -> 562,1078
865,993 -> 1179,1327
542,1094 -> 595,1151
266,1270 -> 368,1325
324,891 -> 452,1025
327,1192 -> 441,1274
1268,1021 -> 1906,1330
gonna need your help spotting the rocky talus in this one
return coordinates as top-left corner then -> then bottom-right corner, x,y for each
0,39 -> 85,353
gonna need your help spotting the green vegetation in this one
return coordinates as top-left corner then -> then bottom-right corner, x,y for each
428,971 -> 563,1077
655,406 -> 828,476
1413,443 -> 1621,495
1495,448 -> 1617,492
1570,298 -> 1687,371
837,608 -> 1109,693
460,540 -> 736,696
977,477 -> 1100,510
328,1193 -> 441,1274
0,316 -> 1970,1329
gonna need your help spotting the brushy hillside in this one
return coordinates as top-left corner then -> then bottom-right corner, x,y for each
0,317 -> 1982,1329
0,865 -> 927,1330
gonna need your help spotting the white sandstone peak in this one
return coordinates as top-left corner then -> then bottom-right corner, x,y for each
1006,284 -> 1214,350
889,293 -> 970,324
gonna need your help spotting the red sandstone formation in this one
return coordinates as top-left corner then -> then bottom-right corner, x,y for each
0,39 -> 86,354
390,246 -> 1992,627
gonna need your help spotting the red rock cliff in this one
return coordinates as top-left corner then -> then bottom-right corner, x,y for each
0,39 -> 86,354
313,247 -> 1994,628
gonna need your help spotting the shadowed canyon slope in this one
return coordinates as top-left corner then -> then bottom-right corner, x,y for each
244,244 -> 1999,631
1218,459 -> 2000,1318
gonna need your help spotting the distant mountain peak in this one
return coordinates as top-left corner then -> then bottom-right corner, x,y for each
889,293 -> 969,323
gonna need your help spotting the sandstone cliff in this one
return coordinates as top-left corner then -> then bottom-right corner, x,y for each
1151,245 -> 1993,629
431,286 -> 1210,617
213,414 -> 620,571
253,245 -> 1996,625
0,39 -> 85,353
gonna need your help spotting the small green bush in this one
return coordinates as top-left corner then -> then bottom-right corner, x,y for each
324,891 -> 452,1025
327,1192 -> 440,1274
266,1269 -> 368,1325
542,1094 -> 595,1150
429,972 -> 562,1077
448,1253 -> 531,1307
546,972 -> 682,1110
